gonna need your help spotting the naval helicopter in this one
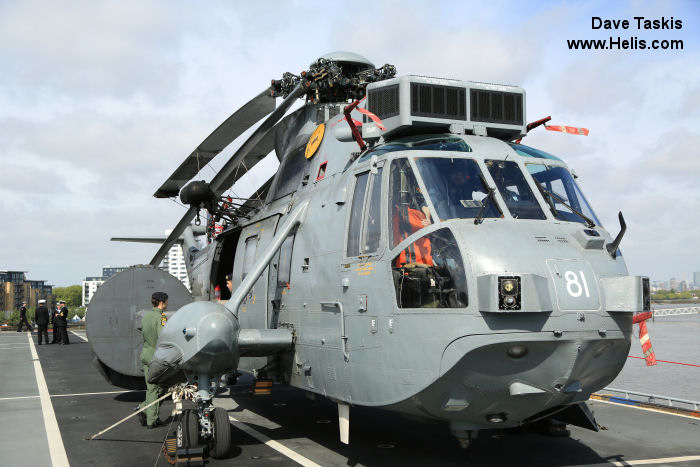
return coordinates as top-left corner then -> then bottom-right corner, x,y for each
86,51 -> 650,456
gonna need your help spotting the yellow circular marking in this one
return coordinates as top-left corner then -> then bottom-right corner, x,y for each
305,124 -> 325,159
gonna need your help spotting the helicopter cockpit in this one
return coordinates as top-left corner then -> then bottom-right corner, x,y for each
358,134 -> 604,311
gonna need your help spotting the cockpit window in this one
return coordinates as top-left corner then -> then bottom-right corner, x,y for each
509,143 -> 562,161
485,160 -> 545,220
527,164 -> 600,226
361,134 -> 471,161
389,159 -> 432,248
414,157 -> 500,221
391,228 -> 468,308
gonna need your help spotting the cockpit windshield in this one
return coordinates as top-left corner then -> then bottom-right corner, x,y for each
527,164 -> 601,226
485,160 -> 545,220
414,157 -> 500,221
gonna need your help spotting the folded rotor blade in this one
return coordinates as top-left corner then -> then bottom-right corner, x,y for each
149,205 -> 198,266
209,83 -> 305,197
154,88 -> 275,199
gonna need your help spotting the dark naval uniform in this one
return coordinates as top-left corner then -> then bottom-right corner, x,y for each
51,307 -> 61,343
35,304 -> 50,345
139,306 -> 167,427
55,304 -> 69,345
17,304 -> 32,332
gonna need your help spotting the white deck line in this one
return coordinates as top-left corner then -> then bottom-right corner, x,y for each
27,332 -> 70,467
592,397 -> 700,420
228,414 -> 324,467
567,454 -> 700,466
69,330 -> 88,342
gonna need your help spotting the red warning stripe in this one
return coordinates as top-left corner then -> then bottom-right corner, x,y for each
638,320 -> 657,366
545,125 -> 589,136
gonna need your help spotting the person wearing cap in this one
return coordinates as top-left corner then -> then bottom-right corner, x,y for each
138,291 -> 168,428
35,300 -> 50,345
55,300 -> 69,345
17,301 -> 32,332
225,273 -> 233,293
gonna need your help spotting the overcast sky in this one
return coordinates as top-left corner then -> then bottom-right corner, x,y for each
1,0 -> 698,287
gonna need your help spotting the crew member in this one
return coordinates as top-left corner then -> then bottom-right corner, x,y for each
225,273 -> 233,293
17,302 -> 32,332
55,301 -> 69,345
35,299 -> 50,345
50,304 -> 61,344
138,291 -> 168,428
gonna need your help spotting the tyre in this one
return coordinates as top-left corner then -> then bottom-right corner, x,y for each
180,409 -> 200,448
210,406 -> 231,458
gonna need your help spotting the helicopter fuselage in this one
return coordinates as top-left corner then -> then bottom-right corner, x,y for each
183,102 -> 644,433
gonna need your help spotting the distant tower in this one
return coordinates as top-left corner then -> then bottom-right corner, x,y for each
161,230 -> 191,291
669,277 -> 679,291
694,271 -> 700,288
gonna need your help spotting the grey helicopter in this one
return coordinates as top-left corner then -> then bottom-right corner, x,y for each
86,51 -> 650,456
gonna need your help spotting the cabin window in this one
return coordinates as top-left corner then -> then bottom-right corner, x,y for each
347,168 -> 384,257
391,228 -> 468,308
389,159 -> 432,248
277,233 -> 295,286
485,160 -> 545,220
242,235 -> 258,280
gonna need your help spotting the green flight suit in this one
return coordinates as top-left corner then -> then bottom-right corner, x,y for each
139,307 -> 166,426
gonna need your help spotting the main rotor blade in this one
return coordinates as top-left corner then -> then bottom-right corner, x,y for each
154,88 -> 276,199
209,83 -> 305,197
149,205 -> 198,266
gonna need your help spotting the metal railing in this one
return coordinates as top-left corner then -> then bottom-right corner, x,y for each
601,387 -> 699,411
652,306 -> 700,317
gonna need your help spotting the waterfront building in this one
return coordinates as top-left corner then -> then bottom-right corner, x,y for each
669,278 -> 680,291
0,270 -> 54,314
162,230 -> 191,291
82,277 -> 105,307
694,271 -> 700,288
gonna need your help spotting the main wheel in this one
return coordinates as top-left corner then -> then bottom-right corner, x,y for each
179,409 -> 200,448
210,407 -> 231,458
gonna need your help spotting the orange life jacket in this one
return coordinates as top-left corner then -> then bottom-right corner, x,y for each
393,207 -> 433,267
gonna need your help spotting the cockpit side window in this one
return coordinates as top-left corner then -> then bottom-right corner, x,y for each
346,168 -> 384,257
391,228 -> 468,308
485,160 -> 545,220
388,159 -> 432,249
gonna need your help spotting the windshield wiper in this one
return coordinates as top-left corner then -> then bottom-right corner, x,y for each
536,184 -> 595,228
474,175 -> 502,225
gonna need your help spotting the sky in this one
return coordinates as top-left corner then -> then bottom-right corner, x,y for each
0,0 -> 698,287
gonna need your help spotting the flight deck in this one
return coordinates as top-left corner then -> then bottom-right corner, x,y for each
1,328 -> 699,467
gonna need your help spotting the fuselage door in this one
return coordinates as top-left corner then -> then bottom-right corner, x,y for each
233,215 -> 281,329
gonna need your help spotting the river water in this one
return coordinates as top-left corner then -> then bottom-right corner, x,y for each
607,307 -> 700,403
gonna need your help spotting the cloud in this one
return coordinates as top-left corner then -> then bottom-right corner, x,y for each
1,0 -> 698,288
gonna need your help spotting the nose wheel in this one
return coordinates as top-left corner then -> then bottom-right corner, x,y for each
211,407 -> 232,458
173,380 -> 232,459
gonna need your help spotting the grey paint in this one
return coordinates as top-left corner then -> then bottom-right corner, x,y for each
91,71 -> 647,437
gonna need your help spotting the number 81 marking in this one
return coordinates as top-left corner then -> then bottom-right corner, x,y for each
564,270 -> 590,298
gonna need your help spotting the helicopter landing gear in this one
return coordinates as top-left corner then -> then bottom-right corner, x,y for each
178,409 -> 200,448
174,374 -> 233,459
211,406 -> 232,458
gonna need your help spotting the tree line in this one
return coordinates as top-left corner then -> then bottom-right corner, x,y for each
2,285 -> 85,326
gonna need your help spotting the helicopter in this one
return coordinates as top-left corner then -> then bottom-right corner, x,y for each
86,51 -> 650,456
